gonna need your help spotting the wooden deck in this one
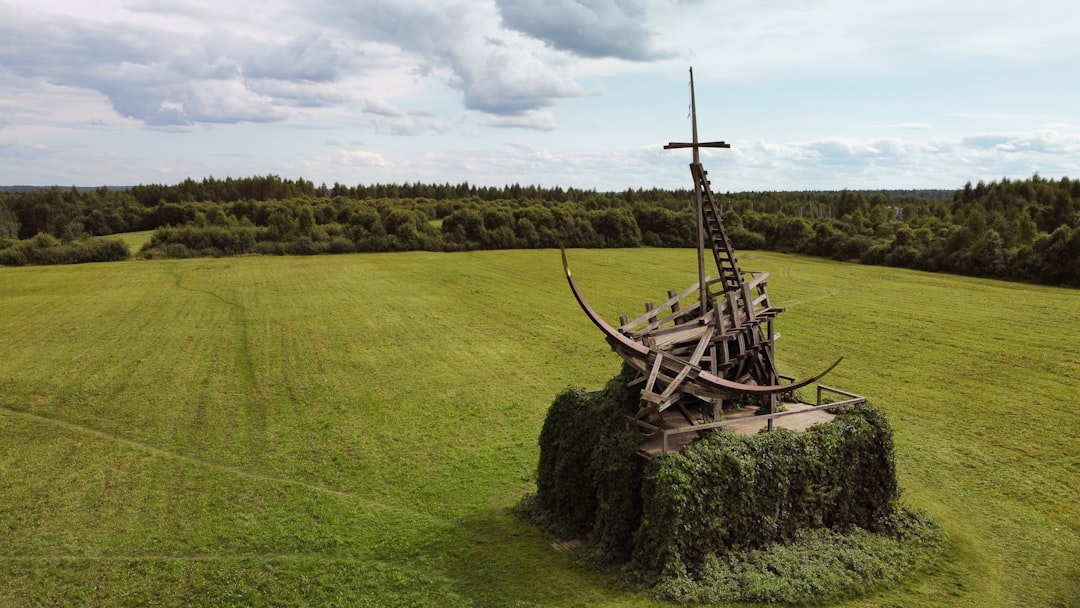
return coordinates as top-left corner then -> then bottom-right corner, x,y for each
637,401 -> 836,457
724,402 -> 836,435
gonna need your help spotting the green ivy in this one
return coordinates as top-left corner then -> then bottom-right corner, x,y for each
531,386 -> 602,537
522,368 -> 924,601
629,403 -> 899,584
525,367 -> 642,542
649,511 -> 944,604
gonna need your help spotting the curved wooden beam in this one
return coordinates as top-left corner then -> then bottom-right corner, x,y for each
561,249 -> 841,396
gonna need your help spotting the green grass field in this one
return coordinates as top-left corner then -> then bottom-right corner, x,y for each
109,230 -> 155,252
0,249 -> 1076,607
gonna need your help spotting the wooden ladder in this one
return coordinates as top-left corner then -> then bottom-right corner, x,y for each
692,163 -> 744,295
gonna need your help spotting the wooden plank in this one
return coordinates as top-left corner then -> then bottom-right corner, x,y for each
643,353 -> 664,394
725,290 -> 741,328
734,332 -> 746,356
621,282 -> 704,332
658,365 -> 694,402
661,399 -> 865,437
651,324 -> 710,350
817,384 -> 867,403
741,282 -> 757,322
713,300 -> 727,333
688,326 -> 716,366
752,326 -> 763,347
639,301 -> 706,337
675,402 -> 697,426
744,271 -> 769,291
639,391 -> 664,405
625,415 -> 659,433
645,307 -> 713,338
625,354 -> 703,395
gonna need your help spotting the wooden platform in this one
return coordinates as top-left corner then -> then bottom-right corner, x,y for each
637,401 -> 835,457
724,402 -> 836,435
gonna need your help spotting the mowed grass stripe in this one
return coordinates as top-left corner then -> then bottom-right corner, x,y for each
0,403 -> 449,519
0,413 -> 446,556
750,253 -> 1079,607
0,254 -> 646,606
774,259 -> 1077,517
0,250 -> 1077,607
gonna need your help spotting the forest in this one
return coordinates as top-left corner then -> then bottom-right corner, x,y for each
1,174 -> 1077,287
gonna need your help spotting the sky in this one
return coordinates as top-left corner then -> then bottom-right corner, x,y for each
1,0 -> 1078,192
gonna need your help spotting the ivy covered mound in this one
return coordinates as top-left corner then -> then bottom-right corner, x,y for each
518,371 -> 943,605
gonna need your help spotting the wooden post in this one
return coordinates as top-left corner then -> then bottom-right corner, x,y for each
690,70 -> 708,313
664,67 -> 730,316
767,317 -> 776,365
669,289 -> 681,320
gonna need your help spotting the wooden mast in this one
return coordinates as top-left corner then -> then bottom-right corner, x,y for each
664,67 -> 730,310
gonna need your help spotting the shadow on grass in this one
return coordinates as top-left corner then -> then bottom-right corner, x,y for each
423,508 -> 648,608
426,504 -> 961,608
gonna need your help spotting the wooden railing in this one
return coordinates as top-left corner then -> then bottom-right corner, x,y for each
815,384 -> 868,408
640,382 -> 867,455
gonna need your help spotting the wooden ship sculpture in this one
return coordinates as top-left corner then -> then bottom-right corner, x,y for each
563,69 -> 857,455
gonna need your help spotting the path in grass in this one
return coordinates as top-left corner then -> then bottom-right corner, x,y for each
0,250 -> 1076,607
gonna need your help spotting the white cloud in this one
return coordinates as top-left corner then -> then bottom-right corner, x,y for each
886,122 -> 934,130
496,0 -> 667,60
728,128 -> 1080,189
481,110 -> 558,131
643,0 -> 1080,83
363,99 -> 404,118
1,0 -> 1078,188
240,32 -> 344,82
298,127 -> 1080,192
335,149 -> 393,167
311,0 -> 588,115
387,117 -> 451,136
961,127 -> 1080,156
0,5 -> 351,126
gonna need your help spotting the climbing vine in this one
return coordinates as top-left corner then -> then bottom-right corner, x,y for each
521,373 -> 941,603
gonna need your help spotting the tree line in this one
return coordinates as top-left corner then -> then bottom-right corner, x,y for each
1,174 -> 1077,286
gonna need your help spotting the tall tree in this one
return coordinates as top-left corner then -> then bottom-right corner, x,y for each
0,199 -> 19,239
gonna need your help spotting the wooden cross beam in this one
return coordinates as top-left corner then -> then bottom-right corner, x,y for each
663,67 -> 730,165
664,141 -> 731,150
664,141 -> 731,169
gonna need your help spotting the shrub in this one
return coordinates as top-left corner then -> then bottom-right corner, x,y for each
142,225 -> 259,257
0,235 -> 129,266
525,368 -> 641,541
523,373 -> 916,603
0,244 -> 27,266
728,226 -> 766,250
650,513 -> 944,604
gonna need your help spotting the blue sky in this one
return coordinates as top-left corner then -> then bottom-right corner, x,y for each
1,0 -> 1078,191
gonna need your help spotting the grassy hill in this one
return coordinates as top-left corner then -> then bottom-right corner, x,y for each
0,249 -> 1076,607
